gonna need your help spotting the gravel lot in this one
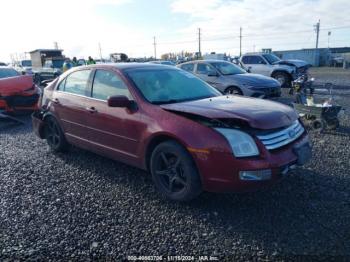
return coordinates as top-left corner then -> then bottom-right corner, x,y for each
1,92 -> 350,261
309,67 -> 350,88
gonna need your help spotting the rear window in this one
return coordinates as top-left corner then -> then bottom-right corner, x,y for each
0,68 -> 20,79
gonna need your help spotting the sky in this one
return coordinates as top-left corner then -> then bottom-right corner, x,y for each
1,0 -> 350,62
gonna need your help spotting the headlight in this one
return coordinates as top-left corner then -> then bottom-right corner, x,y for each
215,128 -> 259,157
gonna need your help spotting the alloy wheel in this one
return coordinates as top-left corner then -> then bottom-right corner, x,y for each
154,152 -> 187,194
46,119 -> 61,149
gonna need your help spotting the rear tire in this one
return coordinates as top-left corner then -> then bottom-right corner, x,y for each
44,116 -> 70,152
273,72 -> 290,88
225,86 -> 243,95
150,141 -> 202,202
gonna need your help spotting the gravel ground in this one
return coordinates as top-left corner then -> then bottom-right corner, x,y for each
309,67 -> 350,88
1,93 -> 350,261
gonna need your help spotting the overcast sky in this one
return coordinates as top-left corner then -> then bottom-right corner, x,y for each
1,0 -> 350,62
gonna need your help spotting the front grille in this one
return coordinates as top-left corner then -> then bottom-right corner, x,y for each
257,120 -> 304,150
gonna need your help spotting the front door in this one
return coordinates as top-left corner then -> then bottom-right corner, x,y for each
195,63 -> 220,87
245,55 -> 271,76
84,69 -> 143,165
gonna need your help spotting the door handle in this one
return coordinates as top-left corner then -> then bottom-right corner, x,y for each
86,106 -> 97,113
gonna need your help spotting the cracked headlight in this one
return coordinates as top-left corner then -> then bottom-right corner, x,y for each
215,128 -> 259,157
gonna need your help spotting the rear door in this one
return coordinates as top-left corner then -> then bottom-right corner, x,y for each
84,69 -> 143,165
51,69 -> 92,144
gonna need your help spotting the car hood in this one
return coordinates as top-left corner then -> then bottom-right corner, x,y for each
160,96 -> 297,130
0,75 -> 34,96
227,73 -> 280,87
274,59 -> 311,68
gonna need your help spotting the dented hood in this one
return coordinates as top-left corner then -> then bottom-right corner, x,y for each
274,59 -> 311,68
160,96 -> 298,130
0,75 -> 34,96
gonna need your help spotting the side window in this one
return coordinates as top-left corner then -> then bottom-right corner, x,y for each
92,70 -> 131,100
250,56 -> 265,64
242,56 -> 251,64
180,63 -> 194,72
196,63 -> 213,74
64,70 -> 91,96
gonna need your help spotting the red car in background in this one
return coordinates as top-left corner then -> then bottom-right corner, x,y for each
32,64 -> 312,201
0,67 -> 40,113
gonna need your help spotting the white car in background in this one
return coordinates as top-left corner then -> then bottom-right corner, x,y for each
240,53 -> 311,87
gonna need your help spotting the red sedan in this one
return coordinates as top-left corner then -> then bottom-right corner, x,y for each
32,64 -> 312,201
0,67 -> 40,113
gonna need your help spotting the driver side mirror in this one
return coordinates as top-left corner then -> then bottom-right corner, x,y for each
108,95 -> 133,109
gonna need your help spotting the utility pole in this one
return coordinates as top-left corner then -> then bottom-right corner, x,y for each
153,36 -> 157,59
198,28 -> 201,59
98,42 -> 103,61
239,27 -> 242,57
328,31 -> 331,48
314,20 -> 320,49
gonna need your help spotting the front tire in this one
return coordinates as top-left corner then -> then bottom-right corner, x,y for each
150,141 -> 202,201
44,116 -> 69,152
273,72 -> 290,88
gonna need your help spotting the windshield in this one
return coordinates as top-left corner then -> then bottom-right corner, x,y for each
0,68 -> 20,79
21,60 -> 32,67
210,62 -> 246,75
262,54 -> 281,64
125,68 -> 221,104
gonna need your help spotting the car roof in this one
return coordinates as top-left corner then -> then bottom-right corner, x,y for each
180,60 -> 230,64
68,63 -> 179,72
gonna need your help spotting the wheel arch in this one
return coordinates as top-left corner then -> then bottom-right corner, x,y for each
271,69 -> 292,79
224,85 -> 242,94
41,112 -> 65,136
144,132 -> 198,173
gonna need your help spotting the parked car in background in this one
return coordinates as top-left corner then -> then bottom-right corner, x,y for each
32,63 -> 311,201
0,67 -> 40,113
177,60 -> 281,98
240,53 -> 311,87
149,60 -> 176,66
78,59 -> 86,66
14,59 -> 33,75
0,62 -> 7,66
